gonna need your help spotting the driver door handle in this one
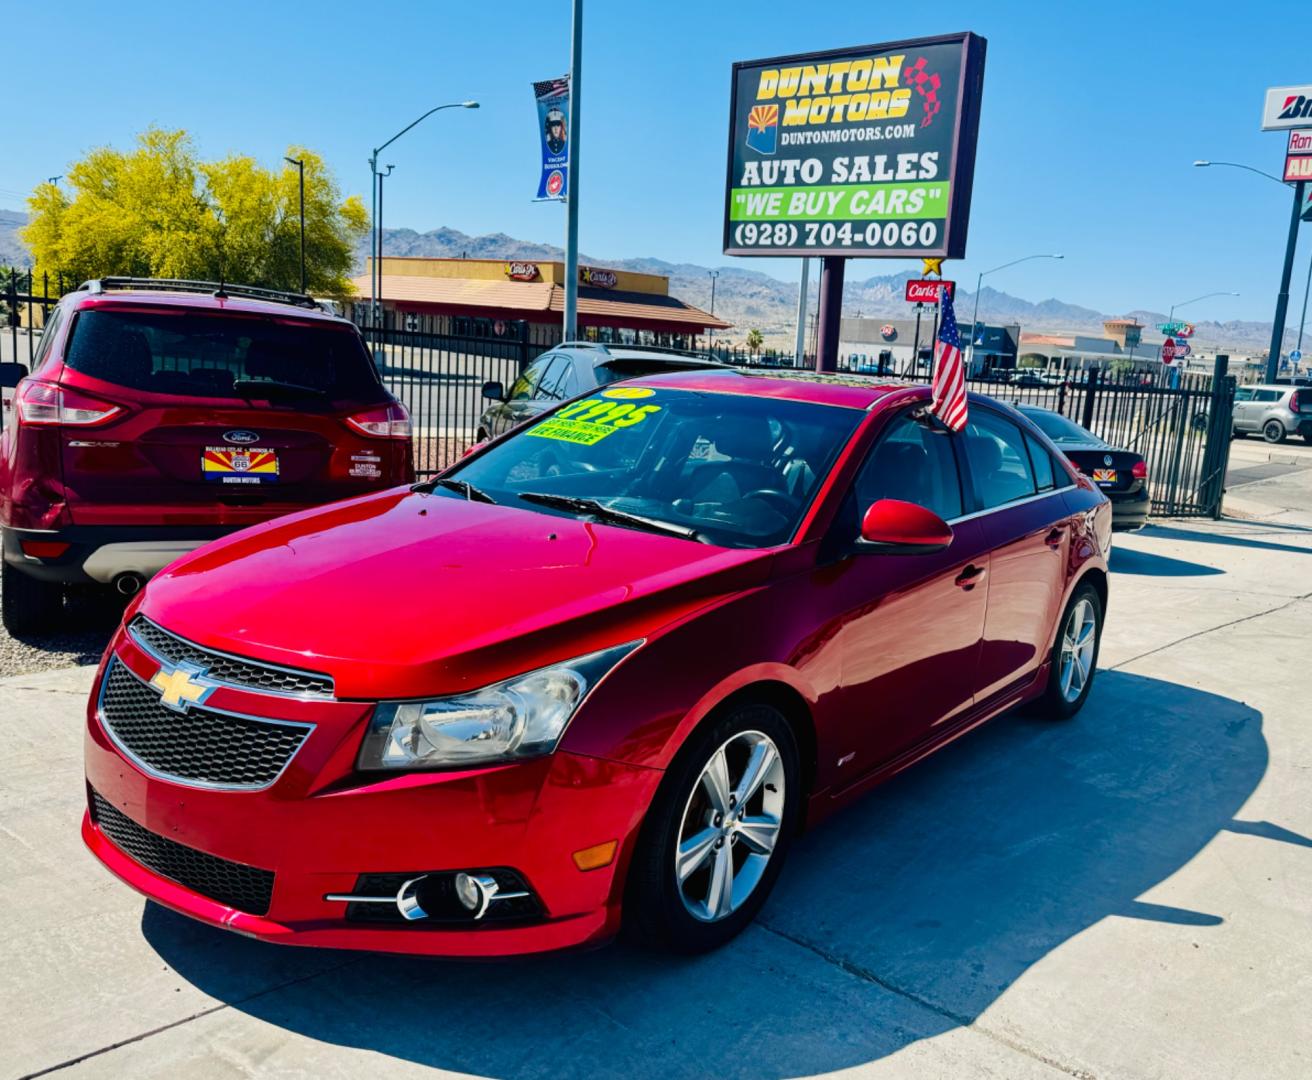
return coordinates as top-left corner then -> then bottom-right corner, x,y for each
954,564 -> 986,590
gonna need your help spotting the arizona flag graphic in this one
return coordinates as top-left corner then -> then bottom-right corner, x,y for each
745,104 -> 778,154
202,446 -> 279,483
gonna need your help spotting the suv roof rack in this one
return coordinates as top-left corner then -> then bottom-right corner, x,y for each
78,278 -> 318,309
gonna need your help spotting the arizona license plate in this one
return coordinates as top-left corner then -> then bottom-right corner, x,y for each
1092,468 -> 1117,485
202,446 -> 279,484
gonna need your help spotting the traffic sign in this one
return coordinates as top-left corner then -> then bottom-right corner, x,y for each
1292,349 -> 1303,363
1161,337 -> 1177,365
1174,341 -> 1191,358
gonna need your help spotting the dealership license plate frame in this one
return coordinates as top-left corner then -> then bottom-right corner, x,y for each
202,446 -> 280,485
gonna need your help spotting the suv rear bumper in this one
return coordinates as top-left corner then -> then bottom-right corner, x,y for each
2,525 -> 230,586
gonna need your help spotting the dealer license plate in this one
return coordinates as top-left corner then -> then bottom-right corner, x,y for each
202,446 -> 280,484
1091,468 -> 1117,485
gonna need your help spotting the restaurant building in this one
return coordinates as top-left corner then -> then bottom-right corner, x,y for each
839,316 -> 1020,376
349,257 -> 729,348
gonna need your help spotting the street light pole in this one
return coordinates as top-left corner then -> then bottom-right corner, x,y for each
368,100 -> 479,332
1194,161 -> 1302,382
707,269 -> 719,342
563,0 -> 583,342
967,253 -> 1063,374
284,157 -> 306,294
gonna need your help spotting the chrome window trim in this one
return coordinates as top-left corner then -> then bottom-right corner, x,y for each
128,616 -> 335,701
97,658 -> 315,793
947,484 -> 1075,526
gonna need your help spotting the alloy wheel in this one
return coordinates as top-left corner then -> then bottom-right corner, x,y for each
1059,597 -> 1097,703
674,730 -> 785,922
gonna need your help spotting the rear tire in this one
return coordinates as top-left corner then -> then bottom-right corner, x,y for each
1263,419 -> 1286,444
1034,581 -> 1102,721
1,561 -> 63,636
624,702 -> 800,954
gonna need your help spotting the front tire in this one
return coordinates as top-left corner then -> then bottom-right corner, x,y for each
625,703 -> 801,954
1035,581 -> 1103,720
1,561 -> 63,636
1263,419 -> 1286,444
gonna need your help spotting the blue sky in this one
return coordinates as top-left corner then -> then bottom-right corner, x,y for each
3,1 -> 1309,324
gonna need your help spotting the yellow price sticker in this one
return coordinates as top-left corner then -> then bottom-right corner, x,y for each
526,397 -> 664,445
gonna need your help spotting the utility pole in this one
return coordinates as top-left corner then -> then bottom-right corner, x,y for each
707,270 -> 719,342
794,258 -> 809,364
562,0 -> 583,341
284,157 -> 306,294
1268,180 -> 1307,382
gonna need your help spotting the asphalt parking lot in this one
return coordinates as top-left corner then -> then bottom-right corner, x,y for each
3,466 -> 1311,1079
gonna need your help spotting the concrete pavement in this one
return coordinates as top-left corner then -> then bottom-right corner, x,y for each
2,508 -> 1311,1078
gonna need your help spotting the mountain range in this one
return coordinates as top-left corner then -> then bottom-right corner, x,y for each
0,208 -> 1289,354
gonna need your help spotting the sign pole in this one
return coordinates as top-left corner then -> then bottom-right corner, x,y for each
814,256 -> 845,373
794,258 -> 810,364
1266,179 -> 1306,382
911,304 -> 923,376
563,0 -> 583,342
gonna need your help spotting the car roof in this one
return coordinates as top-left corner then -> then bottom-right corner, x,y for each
63,288 -> 351,325
618,366 -> 920,409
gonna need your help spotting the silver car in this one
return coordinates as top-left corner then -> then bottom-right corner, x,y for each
477,343 -> 725,440
1231,384 -> 1312,444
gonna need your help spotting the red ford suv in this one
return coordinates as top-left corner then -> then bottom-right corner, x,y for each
0,279 -> 413,634
84,369 -> 1111,957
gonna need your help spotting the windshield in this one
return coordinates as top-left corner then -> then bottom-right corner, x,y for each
64,309 -> 387,403
445,386 -> 862,548
1022,408 -> 1096,446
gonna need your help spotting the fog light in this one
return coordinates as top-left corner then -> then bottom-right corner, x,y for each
454,872 -> 499,919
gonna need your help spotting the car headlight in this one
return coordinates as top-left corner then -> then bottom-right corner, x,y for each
357,642 -> 641,770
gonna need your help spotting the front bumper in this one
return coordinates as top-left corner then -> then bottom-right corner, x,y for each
82,631 -> 663,957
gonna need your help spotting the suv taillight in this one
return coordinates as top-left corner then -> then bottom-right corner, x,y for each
1291,390 -> 1302,412
16,381 -> 122,426
346,402 -> 411,439
1131,459 -> 1148,480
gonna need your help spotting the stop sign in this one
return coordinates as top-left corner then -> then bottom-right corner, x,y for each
1161,337 -> 1177,365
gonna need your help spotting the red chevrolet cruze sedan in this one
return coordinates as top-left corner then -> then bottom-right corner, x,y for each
83,369 -> 1111,957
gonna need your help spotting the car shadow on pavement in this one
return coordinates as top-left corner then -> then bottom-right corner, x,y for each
1109,547 -> 1224,577
141,670 -> 1267,1078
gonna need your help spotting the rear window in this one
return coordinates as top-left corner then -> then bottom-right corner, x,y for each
63,309 -> 386,402
595,359 -> 710,386
1022,408 -> 1096,445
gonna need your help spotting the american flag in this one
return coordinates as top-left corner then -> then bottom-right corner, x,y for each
930,288 -> 969,431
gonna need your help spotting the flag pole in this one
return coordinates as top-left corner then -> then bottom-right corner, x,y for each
562,0 -> 583,341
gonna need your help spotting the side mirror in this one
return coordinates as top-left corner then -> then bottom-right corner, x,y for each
858,499 -> 953,555
481,380 -> 505,402
0,362 -> 28,388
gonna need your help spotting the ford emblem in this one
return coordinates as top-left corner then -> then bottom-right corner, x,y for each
224,430 -> 260,445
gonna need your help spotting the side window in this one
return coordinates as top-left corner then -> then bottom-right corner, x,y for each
30,307 -> 65,369
850,411 -> 964,524
1254,389 -> 1282,403
536,355 -> 574,401
1234,387 -> 1254,402
964,411 -> 1038,509
1024,432 -> 1056,491
509,356 -> 553,401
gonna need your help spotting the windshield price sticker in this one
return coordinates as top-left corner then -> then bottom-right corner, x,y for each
527,398 -> 663,446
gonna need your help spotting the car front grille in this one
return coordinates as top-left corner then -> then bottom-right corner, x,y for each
128,616 -> 334,699
99,660 -> 312,789
90,789 -> 274,916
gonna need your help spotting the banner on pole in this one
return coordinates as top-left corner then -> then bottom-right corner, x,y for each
534,76 -> 570,200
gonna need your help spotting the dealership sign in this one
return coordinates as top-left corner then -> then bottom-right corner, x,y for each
905,278 -> 955,303
723,32 -> 987,258
1263,86 -> 1312,131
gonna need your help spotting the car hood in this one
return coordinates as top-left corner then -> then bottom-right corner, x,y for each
138,488 -> 774,699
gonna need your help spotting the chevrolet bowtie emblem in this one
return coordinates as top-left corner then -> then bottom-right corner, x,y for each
150,662 -> 216,713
